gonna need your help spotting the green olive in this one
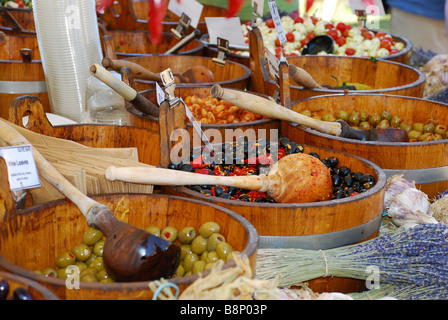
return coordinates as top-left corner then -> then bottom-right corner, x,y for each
55,251 -> 76,268
199,222 -> 221,238
72,243 -> 92,262
336,110 -> 349,121
191,235 -> 207,255
144,225 -> 161,237
358,121 -> 372,130
412,123 -> 424,132
183,253 -> 199,272
75,262 -> 88,272
205,262 -> 216,270
359,111 -> 369,122
435,124 -> 447,135
423,122 -> 435,133
93,240 -> 105,257
200,251 -> 208,262
377,119 -> 390,129
206,233 -> 226,252
96,268 -> 110,281
82,227 -> 104,246
192,261 -> 206,274
89,257 -> 104,271
160,226 -> 178,242
206,251 -> 219,263
390,116 -> 402,128
322,113 -> 336,122
80,273 -> 99,283
80,266 -> 98,277
180,244 -> 193,260
300,110 -> 311,117
100,278 -> 115,283
57,268 -> 68,280
216,242 -> 234,261
418,133 -> 436,141
399,122 -> 413,132
85,253 -> 98,266
174,264 -> 185,277
347,111 -> 360,126
434,133 -> 443,140
368,113 -> 381,126
408,130 -> 422,141
312,115 -> 322,120
380,110 -> 391,121
178,227 -> 197,244
41,267 -> 57,278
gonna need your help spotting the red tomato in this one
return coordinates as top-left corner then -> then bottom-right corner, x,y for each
379,39 -> 392,51
327,29 -> 339,40
345,48 -> 356,56
335,36 -> 346,46
342,30 -> 350,37
325,23 -> 334,29
300,39 -> 308,47
389,48 -> 399,55
294,16 -> 304,24
266,19 -> 275,28
286,32 -> 295,42
306,32 -> 315,41
375,31 -> 386,38
15,0 -> 24,7
275,47 -> 284,58
336,22 -> 347,32
275,38 -> 281,47
310,16 -> 319,24
363,31 -> 374,40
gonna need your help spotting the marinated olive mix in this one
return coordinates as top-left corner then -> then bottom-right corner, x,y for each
169,137 -> 375,201
39,222 -> 233,282
0,279 -> 33,300
304,109 -> 448,142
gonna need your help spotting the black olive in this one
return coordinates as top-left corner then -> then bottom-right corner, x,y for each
279,137 -> 290,147
326,156 -> 339,168
201,189 -> 212,196
255,197 -> 267,202
168,162 -> 179,170
352,172 -> 363,181
344,175 -> 354,187
228,187 -> 238,196
218,193 -> 231,199
359,188 -> 369,193
332,175 -> 343,187
308,152 -> 320,159
12,287 -> 33,300
190,186 -> 202,193
344,187 -> 355,197
239,194 -> 251,201
266,196 -> 276,203
213,186 -> 224,197
334,190 -> 344,199
294,144 -> 305,153
333,186 -> 344,194
0,279 -> 9,300
180,163 -> 193,172
338,166 -> 351,176
359,174 -> 375,184
363,181 -> 375,189
285,142 -> 297,154
352,181 -> 362,192
330,167 -> 339,175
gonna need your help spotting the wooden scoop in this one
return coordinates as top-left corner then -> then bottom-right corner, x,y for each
105,152 -> 333,204
288,64 -> 324,89
210,84 -> 409,142
0,118 -> 180,282
90,63 -> 160,117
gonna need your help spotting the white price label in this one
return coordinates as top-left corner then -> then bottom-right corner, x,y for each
0,145 -> 40,191
205,17 -> 246,46
348,0 -> 385,16
268,0 -> 286,45
252,0 -> 265,17
155,82 -> 166,106
168,0 -> 204,28
266,47 -> 279,79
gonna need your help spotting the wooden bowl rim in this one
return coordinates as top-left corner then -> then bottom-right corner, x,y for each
0,270 -> 60,300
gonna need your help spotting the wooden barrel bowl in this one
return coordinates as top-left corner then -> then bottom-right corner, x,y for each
119,55 -> 251,92
8,95 -> 161,167
100,0 -> 228,35
0,271 -> 59,300
0,6 -> 35,33
126,85 -> 280,143
100,30 -> 205,59
162,144 -> 387,293
283,93 -> 448,200
0,33 -> 50,120
0,166 -> 258,300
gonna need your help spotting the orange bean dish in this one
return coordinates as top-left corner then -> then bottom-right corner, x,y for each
184,95 -> 265,124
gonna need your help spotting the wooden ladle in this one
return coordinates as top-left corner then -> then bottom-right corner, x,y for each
105,152 -> 333,204
288,64 -> 324,89
210,84 -> 409,142
0,118 -> 180,282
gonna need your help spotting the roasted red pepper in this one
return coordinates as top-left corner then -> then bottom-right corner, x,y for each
148,0 -> 167,45
226,0 -> 245,18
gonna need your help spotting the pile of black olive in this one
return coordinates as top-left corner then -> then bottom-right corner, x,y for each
168,136 -> 376,202
0,278 -> 33,300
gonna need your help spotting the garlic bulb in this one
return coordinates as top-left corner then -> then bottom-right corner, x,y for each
383,174 -> 415,209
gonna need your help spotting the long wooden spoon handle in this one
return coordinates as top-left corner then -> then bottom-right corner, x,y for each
102,57 -> 162,82
0,119 -> 100,219
105,166 -> 268,191
90,64 -> 160,117
289,64 -> 324,89
210,85 -> 342,136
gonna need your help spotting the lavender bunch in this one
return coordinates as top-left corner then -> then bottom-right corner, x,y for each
349,283 -> 448,300
255,223 -> 448,290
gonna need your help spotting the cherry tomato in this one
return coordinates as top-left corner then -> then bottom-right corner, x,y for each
15,0 -> 24,7
266,19 -> 275,28
375,31 -> 386,38
379,39 -> 392,51
310,16 -> 319,24
342,30 -> 350,37
300,39 -> 309,47
306,32 -> 315,41
325,23 -> 334,29
363,31 -> 374,40
286,32 -> 295,42
275,47 -> 284,58
275,38 -> 281,47
335,36 -> 346,46
345,48 -> 356,56
327,29 -> 339,40
389,48 -> 399,55
294,16 -> 304,24
336,22 -> 347,32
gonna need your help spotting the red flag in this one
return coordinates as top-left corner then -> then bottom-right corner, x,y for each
226,0 -> 245,18
306,0 -> 315,12
148,0 -> 167,45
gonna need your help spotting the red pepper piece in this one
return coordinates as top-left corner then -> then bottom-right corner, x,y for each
195,168 -> 210,175
148,0 -> 167,45
191,155 -> 204,169
226,0 -> 245,18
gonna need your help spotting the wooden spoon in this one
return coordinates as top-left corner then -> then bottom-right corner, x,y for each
105,152 -> 333,204
90,63 -> 160,117
288,64 -> 324,89
0,118 -> 180,282
210,84 -> 409,142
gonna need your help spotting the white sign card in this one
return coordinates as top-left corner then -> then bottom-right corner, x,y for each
252,0 -> 265,17
266,47 -> 279,79
205,17 -> 246,46
155,82 -> 166,106
0,145 -> 40,191
348,0 -> 385,16
168,0 -> 204,29
268,0 -> 286,45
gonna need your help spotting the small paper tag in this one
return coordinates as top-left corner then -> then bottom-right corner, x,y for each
180,98 -> 213,152
268,0 -> 286,45
0,145 -> 40,191
252,0 -> 265,17
205,17 -> 246,46
266,47 -> 279,79
168,0 -> 204,28
155,82 -> 165,106
348,0 -> 385,16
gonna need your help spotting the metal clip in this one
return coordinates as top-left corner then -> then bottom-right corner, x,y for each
160,68 -> 180,108
12,185 -> 27,210
251,2 -> 258,27
212,37 -> 230,66
355,9 -> 367,28
171,13 -> 191,40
